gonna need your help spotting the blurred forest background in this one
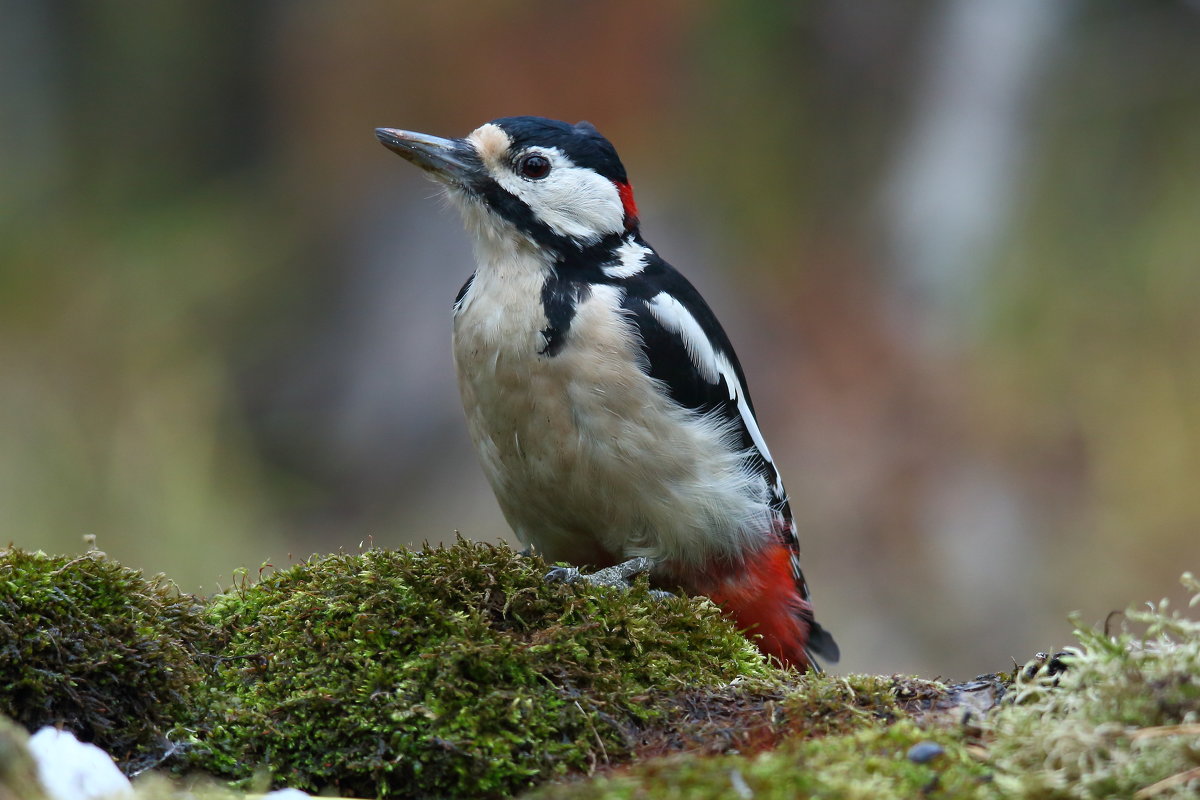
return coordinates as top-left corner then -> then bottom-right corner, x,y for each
2,0 -> 1198,678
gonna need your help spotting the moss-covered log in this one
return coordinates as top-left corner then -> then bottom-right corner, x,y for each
185,539 -> 768,797
0,547 -> 216,768
2,543 -> 1197,799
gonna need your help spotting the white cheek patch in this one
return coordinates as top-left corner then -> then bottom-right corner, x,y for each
489,148 -> 626,244
645,292 -> 780,476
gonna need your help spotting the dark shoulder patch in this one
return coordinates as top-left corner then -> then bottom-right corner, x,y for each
622,250 -> 760,412
622,291 -> 724,414
539,273 -> 591,357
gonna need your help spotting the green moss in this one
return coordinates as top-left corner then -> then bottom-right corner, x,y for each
12,536 -> 1193,799
987,573 -> 1200,799
0,547 -> 216,768
185,538 -> 769,798
523,718 -> 993,799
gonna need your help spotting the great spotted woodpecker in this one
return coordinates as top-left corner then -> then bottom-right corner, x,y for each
376,117 -> 838,670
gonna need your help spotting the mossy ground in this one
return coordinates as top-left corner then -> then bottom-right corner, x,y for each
526,719 -> 995,800
183,539 -> 770,798
532,574 -> 1200,800
0,547 -> 216,769
2,541 -> 1198,800
628,671 -> 951,763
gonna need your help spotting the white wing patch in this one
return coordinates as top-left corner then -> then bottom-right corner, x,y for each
602,237 -> 650,279
646,292 -> 721,383
645,292 -> 781,488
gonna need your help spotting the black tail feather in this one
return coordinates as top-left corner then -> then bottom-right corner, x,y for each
805,619 -> 840,670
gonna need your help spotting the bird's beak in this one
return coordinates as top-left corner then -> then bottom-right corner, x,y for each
375,128 -> 479,184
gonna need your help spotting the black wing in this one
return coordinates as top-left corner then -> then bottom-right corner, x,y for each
620,247 -> 840,664
616,248 -> 788,518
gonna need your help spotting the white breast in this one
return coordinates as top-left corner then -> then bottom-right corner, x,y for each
452,251 -> 770,575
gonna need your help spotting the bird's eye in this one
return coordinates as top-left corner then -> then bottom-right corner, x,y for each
518,154 -> 551,180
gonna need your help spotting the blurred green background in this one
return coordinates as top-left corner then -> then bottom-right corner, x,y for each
2,0 -> 1198,677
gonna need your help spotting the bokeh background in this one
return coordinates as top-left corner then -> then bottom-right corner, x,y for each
3,0 -> 1198,678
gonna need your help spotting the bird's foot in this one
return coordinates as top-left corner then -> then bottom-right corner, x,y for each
544,565 -> 583,583
544,557 -> 672,597
582,557 -> 656,589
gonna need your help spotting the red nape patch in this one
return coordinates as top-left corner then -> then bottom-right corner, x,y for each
709,544 -> 814,670
615,181 -> 639,230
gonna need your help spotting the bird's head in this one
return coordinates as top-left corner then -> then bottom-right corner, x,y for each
376,116 -> 639,256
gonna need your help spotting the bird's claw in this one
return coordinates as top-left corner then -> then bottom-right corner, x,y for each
544,565 -> 581,583
542,556 -> 673,597
584,557 -> 656,588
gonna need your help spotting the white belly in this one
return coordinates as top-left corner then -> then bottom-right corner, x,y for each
452,266 -> 769,572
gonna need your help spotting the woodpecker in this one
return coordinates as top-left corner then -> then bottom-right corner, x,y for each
376,117 -> 838,669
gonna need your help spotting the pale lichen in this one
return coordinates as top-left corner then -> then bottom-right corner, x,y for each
987,573 -> 1200,799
